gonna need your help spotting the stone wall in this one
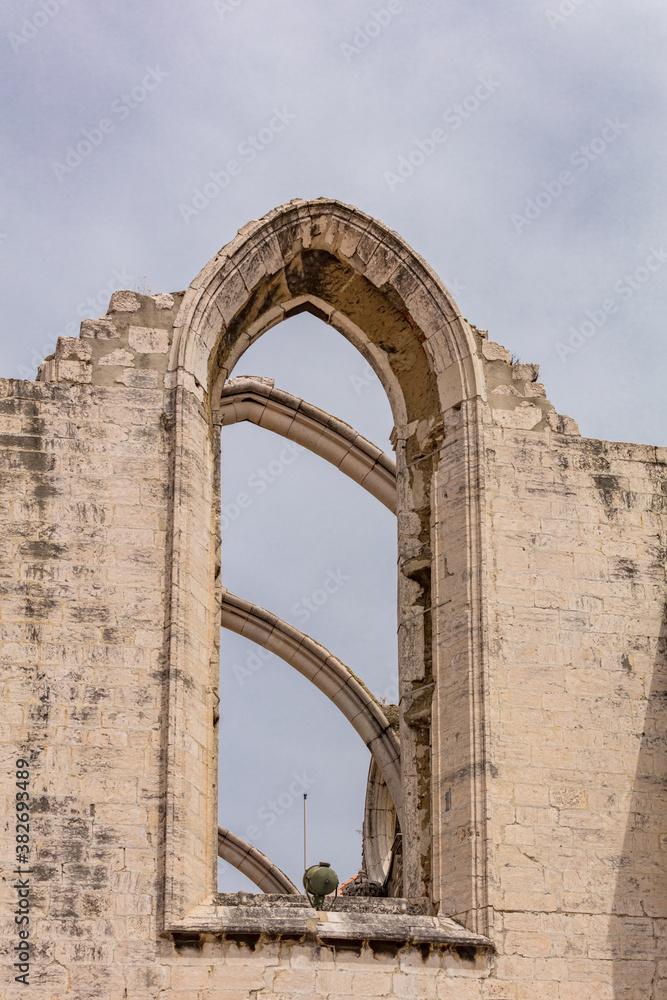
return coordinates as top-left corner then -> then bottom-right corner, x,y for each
485,417 -> 667,998
1,202 -> 665,999
0,366 -> 170,997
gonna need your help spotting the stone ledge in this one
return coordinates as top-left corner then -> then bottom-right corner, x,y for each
165,894 -> 493,950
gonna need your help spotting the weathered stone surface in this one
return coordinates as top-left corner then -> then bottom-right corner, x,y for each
114,368 -> 159,388
128,325 -> 170,354
56,359 -> 92,383
493,401 -> 543,429
152,292 -> 175,310
55,336 -> 92,361
98,348 -> 135,366
492,384 -> 522,396
512,362 -> 539,382
108,289 -> 141,312
79,317 -> 119,340
524,381 -> 547,397
482,340 -> 511,362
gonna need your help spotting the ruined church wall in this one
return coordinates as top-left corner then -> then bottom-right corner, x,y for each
483,416 -> 667,998
0,289 -> 665,998
0,329 -> 494,999
0,372 -> 170,996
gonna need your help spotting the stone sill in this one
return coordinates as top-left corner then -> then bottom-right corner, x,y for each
165,893 -> 493,951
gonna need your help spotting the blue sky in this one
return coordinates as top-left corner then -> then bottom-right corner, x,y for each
2,0 -> 665,891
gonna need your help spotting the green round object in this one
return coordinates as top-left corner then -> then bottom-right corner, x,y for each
303,862 -> 339,899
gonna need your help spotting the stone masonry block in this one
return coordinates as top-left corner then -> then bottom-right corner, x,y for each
151,292 -> 175,309
98,349 -> 135,366
57,360 -> 92,383
494,403 -> 543,430
512,363 -> 540,382
80,317 -> 120,340
108,290 -> 141,312
482,340 -> 512,362
55,337 -> 92,362
129,326 -> 170,353
114,368 -> 159,388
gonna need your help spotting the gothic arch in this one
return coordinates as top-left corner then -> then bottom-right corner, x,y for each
164,198 -> 490,935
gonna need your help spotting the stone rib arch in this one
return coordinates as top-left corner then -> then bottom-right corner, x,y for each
218,375 -> 397,511
363,757 -> 397,888
165,197 -> 490,933
217,825 -> 299,895
220,589 -> 403,825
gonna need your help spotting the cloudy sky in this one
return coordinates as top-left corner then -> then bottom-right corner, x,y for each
2,0 -> 665,892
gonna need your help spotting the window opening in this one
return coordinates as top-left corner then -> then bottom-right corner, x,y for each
217,315 -> 398,895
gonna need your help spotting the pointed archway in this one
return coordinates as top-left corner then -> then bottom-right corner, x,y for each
164,198 -> 490,934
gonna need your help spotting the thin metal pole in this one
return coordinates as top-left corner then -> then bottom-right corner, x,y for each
303,794 -> 308,872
